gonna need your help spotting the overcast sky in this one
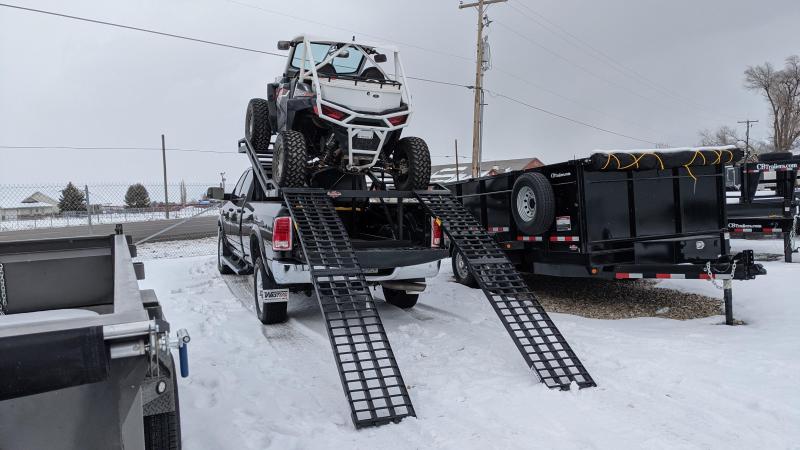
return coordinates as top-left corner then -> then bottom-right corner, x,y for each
1,0 -> 798,185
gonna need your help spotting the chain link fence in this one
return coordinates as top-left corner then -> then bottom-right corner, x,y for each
0,182 -> 221,258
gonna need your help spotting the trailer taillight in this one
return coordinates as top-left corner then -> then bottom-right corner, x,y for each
272,217 -> 293,251
431,217 -> 442,247
387,114 -> 408,126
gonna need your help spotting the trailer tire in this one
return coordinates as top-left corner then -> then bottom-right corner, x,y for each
452,250 -> 478,288
254,257 -> 288,324
245,98 -> 272,152
273,131 -> 308,188
382,286 -> 419,309
217,228 -> 234,275
390,137 -> 431,191
758,152 -> 793,162
144,358 -> 181,450
511,172 -> 555,236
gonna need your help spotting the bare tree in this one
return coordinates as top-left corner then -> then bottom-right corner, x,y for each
744,55 -> 800,152
698,125 -> 740,146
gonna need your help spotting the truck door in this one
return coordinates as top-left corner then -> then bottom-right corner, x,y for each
225,170 -> 253,252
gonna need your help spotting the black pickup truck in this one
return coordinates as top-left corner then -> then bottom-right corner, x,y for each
209,165 -> 447,324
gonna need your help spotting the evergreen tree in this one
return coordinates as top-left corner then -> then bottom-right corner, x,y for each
58,182 -> 87,212
125,183 -> 152,209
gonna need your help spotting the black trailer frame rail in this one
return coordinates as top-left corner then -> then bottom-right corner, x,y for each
282,188 -> 415,428
414,190 -> 595,390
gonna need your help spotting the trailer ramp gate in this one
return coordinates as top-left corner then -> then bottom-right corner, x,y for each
414,190 -> 595,390
282,189 -> 415,428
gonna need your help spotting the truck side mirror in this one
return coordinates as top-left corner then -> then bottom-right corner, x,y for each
277,41 -> 291,51
207,187 -> 226,201
374,54 -> 387,63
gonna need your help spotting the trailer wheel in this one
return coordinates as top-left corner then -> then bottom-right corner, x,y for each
452,250 -> 478,288
382,286 -> 419,309
245,98 -> 272,152
273,131 -> 308,188
511,172 -> 555,236
217,228 -> 234,275
390,137 -> 431,191
144,357 -> 181,450
254,257 -> 288,324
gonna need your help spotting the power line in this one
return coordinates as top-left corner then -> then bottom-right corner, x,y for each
0,2 -> 285,57
509,2 -> 738,121
0,3 -> 658,147
0,145 -> 236,154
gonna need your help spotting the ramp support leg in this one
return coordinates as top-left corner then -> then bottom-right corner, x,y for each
784,232 -> 792,263
723,279 -> 734,325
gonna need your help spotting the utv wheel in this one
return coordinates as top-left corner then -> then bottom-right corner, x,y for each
254,257 -> 288,324
144,356 -> 181,450
390,137 -> 431,191
382,286 -> 419,309
452,250 -> 478,288
273,131 -> 308,188
245,98 -> 272,152
511,172 -> 555,236
217,229 -> 234,275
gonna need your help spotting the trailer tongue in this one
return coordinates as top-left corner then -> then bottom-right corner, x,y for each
282,188 -> 415,428
414,190 -> 595,389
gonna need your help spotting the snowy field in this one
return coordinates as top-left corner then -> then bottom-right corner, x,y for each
139,239 -> 799,450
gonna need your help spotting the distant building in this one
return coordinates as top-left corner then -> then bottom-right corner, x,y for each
0,191 -> 59,220
430,157 -> 545,184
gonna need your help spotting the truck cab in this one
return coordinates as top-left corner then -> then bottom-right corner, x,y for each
213,168 -> 447,324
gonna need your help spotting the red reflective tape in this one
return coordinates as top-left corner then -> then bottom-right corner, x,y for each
615,273 -> 630,279
655,273 -> 671,279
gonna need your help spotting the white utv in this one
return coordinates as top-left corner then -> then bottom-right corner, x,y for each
245,35 -> 431,191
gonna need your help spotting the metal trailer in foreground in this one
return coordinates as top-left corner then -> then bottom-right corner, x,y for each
726,153 -> 799,262
207,136 -> 596,429
444,146 -> 766,325
0,229 -> 189,450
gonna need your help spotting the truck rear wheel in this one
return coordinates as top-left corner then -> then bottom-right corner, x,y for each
245,98 -> 272,152
273,131 -> 308,188
511,172 -> 555,236
382,286 -> 419,309
452,250 -> 478,288
390,137 -> 431,191
254,257 -> 288,324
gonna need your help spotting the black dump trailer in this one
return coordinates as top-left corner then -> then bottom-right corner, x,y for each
726,152 -> 799,262
445,146 -> 765,324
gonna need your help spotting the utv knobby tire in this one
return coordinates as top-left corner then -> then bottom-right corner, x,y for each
391,137 -> 431,191
273,131 -> 308,188
382,286 -> 419,309
254,257 -> 288,324
144,357 -> 181,450
245,98 -> 272,152
511,172 -> 555,236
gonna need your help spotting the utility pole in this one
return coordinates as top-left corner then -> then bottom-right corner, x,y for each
161,134 -> 169,219
737,119 -> 758,156
460,0 -> 506,178
454,139 -> 460,182
737,119 -> 758,204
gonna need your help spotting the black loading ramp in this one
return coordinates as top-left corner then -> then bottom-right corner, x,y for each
415,190 -> 596,389
282,188 -> 415,428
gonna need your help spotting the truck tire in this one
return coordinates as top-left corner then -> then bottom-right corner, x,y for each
511,172 -> 555,236
217,228 -> 234,275
144,358 -> 181,450
245,98 -> 272,152
391,137 -> 431,191
273,131 -> 308,188
254,257 -> 288,324
451,250 -> 478,288
382,286 -> 419,309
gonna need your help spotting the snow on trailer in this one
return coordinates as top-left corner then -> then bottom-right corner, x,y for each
444,146 -> 766,325
725,152 -> 799,263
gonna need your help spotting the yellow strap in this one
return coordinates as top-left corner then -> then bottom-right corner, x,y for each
601,154 -> 613,170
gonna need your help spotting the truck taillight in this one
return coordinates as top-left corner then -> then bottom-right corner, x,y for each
431,217 -> 442,247
272,217 -> 293,251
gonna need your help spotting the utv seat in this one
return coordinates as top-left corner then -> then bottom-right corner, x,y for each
360,67 -> 385,81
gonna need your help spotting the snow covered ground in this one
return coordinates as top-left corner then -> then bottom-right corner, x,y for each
139,240 -> 799,449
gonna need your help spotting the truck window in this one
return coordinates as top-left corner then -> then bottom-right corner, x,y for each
234,170 -> 254,200
231,171 -> 247,197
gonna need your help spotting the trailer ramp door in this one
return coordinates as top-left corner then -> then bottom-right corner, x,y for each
415,190 -> 595,390
282,189 -> 415,428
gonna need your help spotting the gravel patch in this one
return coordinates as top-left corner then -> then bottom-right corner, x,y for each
523,275 -> 723,320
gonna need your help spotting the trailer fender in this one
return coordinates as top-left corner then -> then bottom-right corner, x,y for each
511,172 -> 556,236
